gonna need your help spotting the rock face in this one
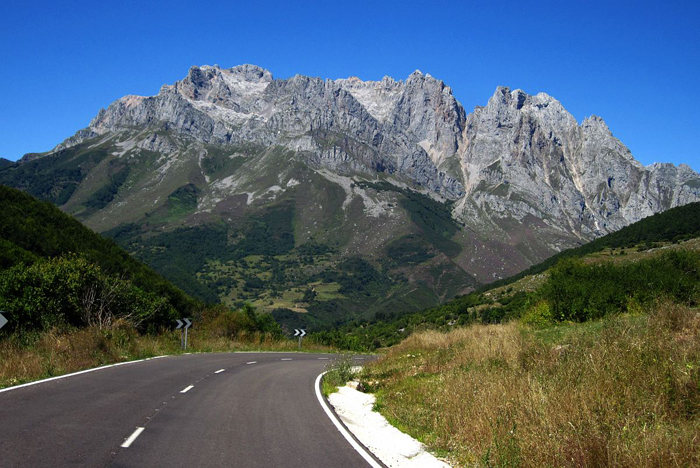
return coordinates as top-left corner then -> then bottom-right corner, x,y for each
5,64 -> 699,304
456,88 -> 700,241
59,65 -> 699,238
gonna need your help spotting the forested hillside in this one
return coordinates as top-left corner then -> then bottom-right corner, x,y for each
0,185 -> 199,333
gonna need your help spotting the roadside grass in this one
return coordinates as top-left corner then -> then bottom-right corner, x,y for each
0,324 -> 333,389
361,301 -> 700,467
321,352 -> 356,397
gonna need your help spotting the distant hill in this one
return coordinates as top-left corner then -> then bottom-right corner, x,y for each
0,185 -> 199,323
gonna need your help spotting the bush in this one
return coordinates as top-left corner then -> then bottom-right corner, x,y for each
0,255 -> 176,333
520,301 -> 554,328
540,250 -> 700,322
322,352 -> 356,396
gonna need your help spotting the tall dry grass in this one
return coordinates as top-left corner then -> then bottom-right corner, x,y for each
0,321 -> 332,389
363,301 -> 700,467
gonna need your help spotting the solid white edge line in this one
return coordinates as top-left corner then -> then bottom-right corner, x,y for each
121,427 -> 145,448
314,372 -> 383,468
215,369 -> 225,374
180,385 -> 194,393
0,355 -> 169,394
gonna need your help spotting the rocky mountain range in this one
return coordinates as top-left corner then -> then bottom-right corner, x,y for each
2,64 -> 698,328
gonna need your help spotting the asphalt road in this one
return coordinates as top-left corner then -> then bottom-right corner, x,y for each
0,352 -> 378,468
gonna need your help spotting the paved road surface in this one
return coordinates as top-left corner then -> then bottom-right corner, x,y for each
0,353 -> 377,467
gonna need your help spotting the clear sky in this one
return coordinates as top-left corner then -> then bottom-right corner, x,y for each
1,0 -> 698,171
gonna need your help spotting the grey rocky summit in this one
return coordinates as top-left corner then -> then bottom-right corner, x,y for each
33,64 -> 700,285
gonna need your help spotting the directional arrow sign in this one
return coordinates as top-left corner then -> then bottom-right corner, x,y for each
175,319 -> 184,329
183,318 -> 192,329
0,312 -> 7,330
299,329 -> 306,337
293,329 -> 300,337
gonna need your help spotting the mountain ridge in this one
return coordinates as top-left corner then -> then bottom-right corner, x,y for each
1,64 -> 698,328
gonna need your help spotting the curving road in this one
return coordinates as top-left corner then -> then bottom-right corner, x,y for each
0,352 -> 379,467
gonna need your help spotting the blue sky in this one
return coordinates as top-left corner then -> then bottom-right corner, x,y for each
1,0 -> 698,170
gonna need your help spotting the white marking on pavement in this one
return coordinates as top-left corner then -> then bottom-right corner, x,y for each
318,357 -> 329,360
121,427 -> 145,448
180,385 -> 194,393
246,361 -> 257,365
215,369 -> 225,374
314,372 -> 382,468
281,358 -> 293,361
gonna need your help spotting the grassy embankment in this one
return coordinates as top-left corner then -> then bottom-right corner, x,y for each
361,303 -> 699,467
354,247 -> 700,467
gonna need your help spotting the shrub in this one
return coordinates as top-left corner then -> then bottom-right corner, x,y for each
0,255 -> 176,333
322,352 -> 356,396
520,301 -> 554,328
540,250 -> 700,322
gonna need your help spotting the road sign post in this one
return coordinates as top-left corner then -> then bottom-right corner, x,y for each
183,318 -> 192,349
175,319 -> 192,349
176,319 -> 184,348
293,329 -> 306,349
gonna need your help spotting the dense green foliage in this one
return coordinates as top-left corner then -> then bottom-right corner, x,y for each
0,255 -> 175,333
386,235 -> 434,265
110,223 -> 229,303
165,183 -> 199,215
235,202 -> 295,256
359,181 -> 462,257
324,202 -> 700,351
0,185 -> 198,329
540,250 -> 699,322
107,202 -> 297,303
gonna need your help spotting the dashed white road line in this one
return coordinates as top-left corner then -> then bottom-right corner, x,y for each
246,361 -> 257,365
281,358 -> 293,361
180,385 -> 194,393
121,427 -> 145,448
214,369 -> 225,374
318,358 -> 329,360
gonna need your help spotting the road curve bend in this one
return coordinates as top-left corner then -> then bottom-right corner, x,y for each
0,352 -> 379,468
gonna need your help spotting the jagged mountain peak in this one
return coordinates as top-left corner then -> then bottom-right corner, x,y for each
486,86 -> 568,115
40,64 -> 699,250
581,114 -> 611,131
